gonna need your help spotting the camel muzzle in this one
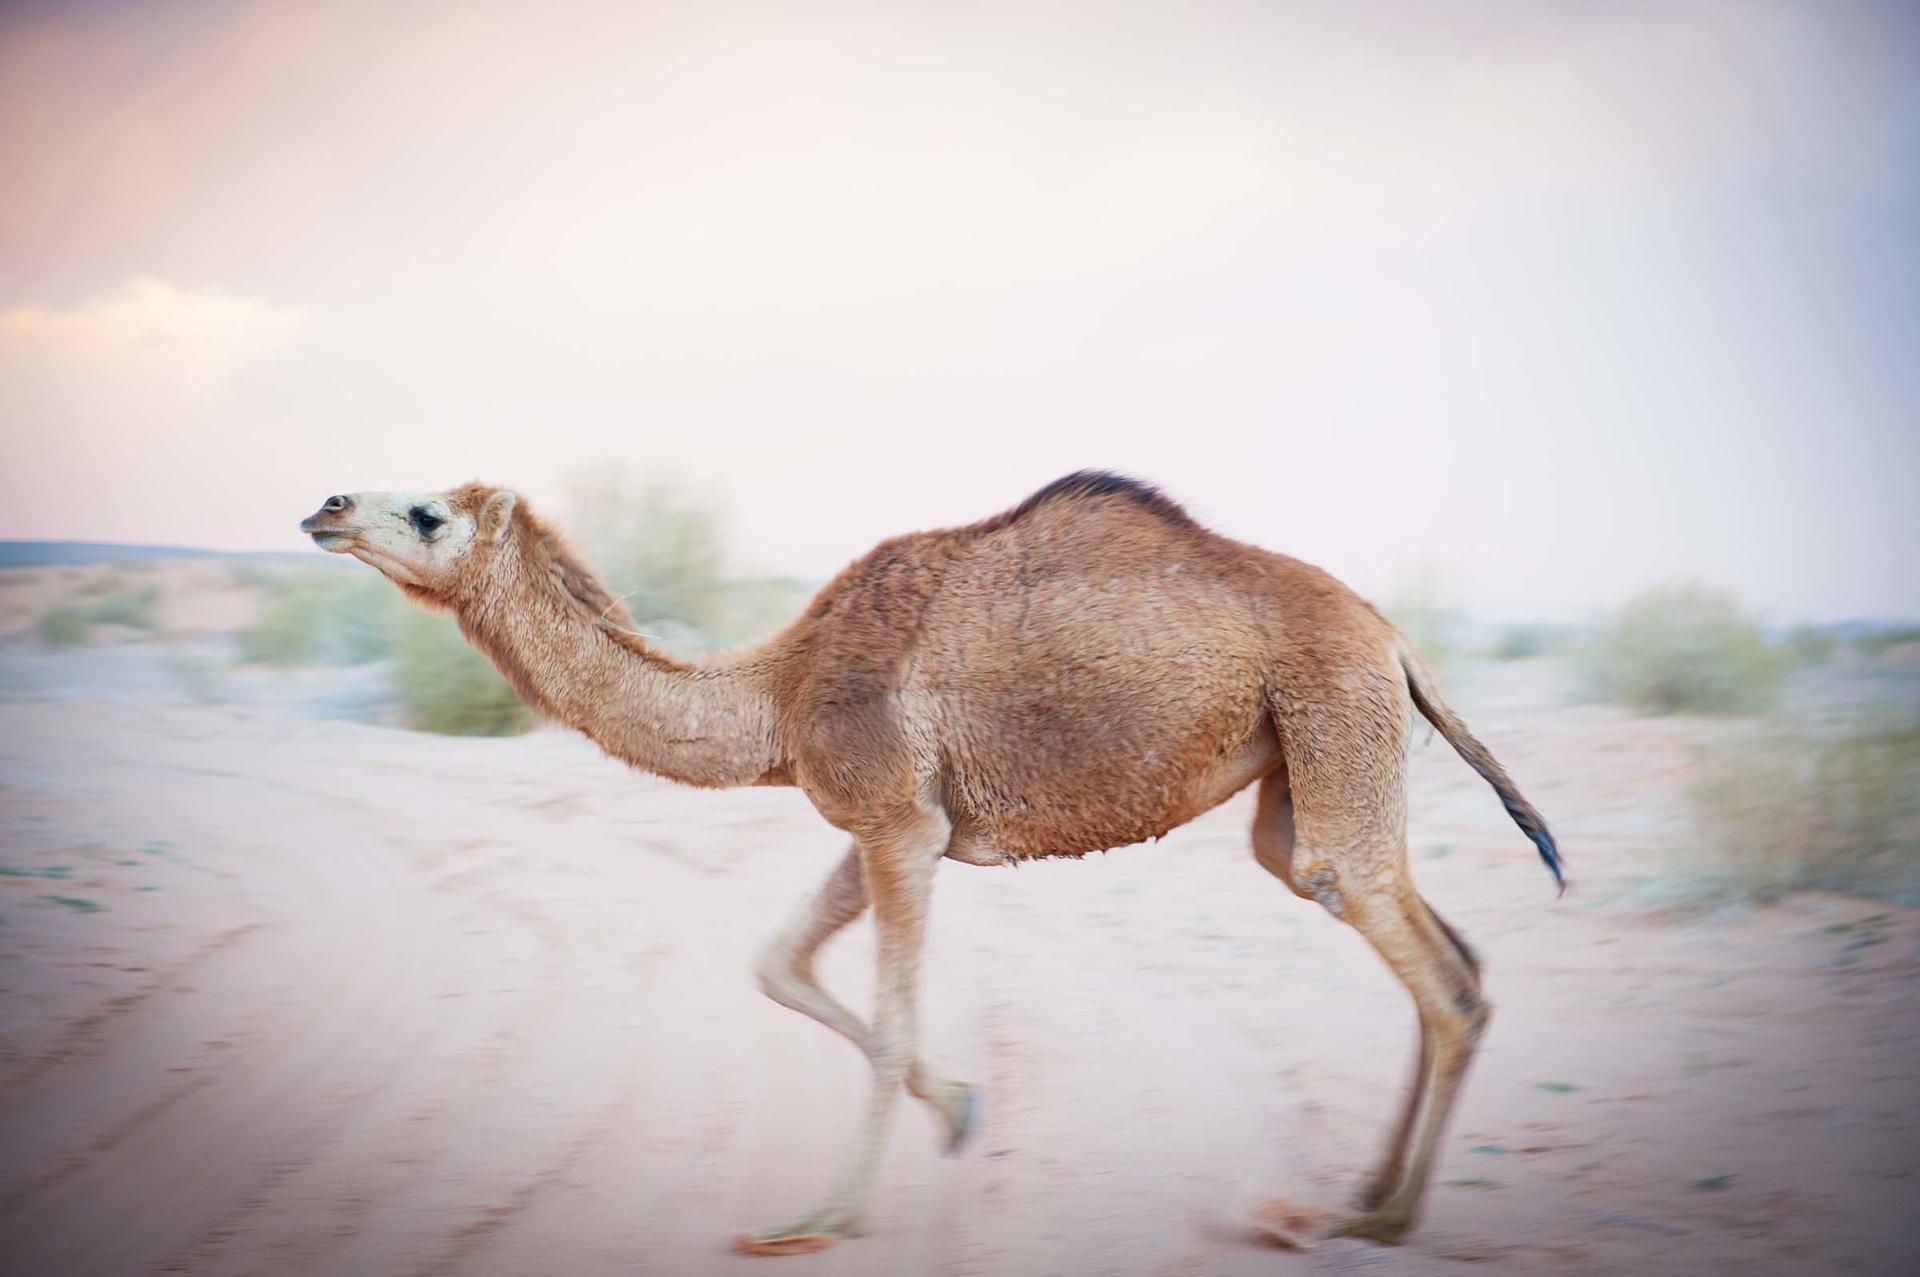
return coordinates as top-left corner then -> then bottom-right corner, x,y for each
300,495 -> 359,546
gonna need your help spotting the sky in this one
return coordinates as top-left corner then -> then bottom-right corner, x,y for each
1,0 -> 1916,622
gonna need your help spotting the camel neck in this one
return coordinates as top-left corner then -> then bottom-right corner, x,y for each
455,547 -> 785,789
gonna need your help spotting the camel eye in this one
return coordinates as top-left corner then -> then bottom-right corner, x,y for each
410,506 -> 445,537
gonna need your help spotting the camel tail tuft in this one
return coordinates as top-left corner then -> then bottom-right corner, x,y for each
1400,645 -> 1566,894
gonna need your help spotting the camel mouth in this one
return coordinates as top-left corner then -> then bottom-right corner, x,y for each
303,526 -> 359,551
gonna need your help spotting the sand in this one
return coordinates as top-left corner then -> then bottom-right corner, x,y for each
2,659 -> 1916,1275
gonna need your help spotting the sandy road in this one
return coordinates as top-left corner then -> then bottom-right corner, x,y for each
2,670 -> 1916,1275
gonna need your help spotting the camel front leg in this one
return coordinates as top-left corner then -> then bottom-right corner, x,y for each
737,808 -> 949,1255
755,842 -> 979,1152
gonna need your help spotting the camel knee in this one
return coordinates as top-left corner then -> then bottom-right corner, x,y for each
1427,984 -> 1492,1049
865,1024 -> 914,1081
1455,991 -> 1492,1042
1296,865 -> 1348,920
754,936 -> 809,1007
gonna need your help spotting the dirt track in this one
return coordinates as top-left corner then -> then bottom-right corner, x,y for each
2,663 -> 1916,1274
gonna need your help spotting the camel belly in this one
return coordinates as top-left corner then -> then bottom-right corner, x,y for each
944,713 -> 1280,861
907,585 -> 1282,860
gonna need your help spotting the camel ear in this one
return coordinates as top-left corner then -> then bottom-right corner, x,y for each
479,491 -> 518,543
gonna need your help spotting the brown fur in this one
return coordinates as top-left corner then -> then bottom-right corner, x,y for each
303,470 -> 1561,1249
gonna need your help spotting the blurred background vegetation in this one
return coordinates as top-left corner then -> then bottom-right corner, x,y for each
1384,572 -> 1920,905
1577,582 -> 1787,715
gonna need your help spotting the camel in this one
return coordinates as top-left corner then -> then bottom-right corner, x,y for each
298,471 -> 1562,1254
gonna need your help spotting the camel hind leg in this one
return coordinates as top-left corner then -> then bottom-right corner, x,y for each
1261,692 -> 1488,1242
1329,879 -> 1487,1241
1252,771 -> 1435,1212
755,842 -> 979,1153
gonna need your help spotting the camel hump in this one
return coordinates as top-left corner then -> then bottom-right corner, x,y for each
986,470 -> 1198,533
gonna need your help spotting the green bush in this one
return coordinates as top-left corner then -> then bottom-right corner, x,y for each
236,568 -> 403,666
1580,584 -> 1786,715
392,610 -> 535,736
39,606 -> 91,646
36,587 -> 158,645
237,564 -> 531,735
88,587 -> 159,630
1689,713 -> 1920,902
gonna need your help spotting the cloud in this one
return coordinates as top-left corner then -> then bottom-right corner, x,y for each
0,277 -> 301,361
0,278 -> 303,407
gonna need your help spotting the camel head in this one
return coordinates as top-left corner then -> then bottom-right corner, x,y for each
299,483 -> 518,602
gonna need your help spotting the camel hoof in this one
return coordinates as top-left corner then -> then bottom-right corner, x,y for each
1250,1196 -> 1337,1250
1355,1174 -> 1398,1212
734,1202 -> 862,1256
732,1232 -> 839,1257
1331,1209 -> 1414,1245
943,1083 -> 982,1156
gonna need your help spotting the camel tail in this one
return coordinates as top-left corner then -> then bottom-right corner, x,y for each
1400,645 -> 1566,894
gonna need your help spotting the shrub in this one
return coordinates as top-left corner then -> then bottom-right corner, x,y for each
1581,584 -> 1786,715
39,606 -> 91,646
238,564 -> 531,735
562,466 -> 729,634
236,568 -> 402,666
1689,712 -> 1920,902
37,587 -> 159,645
88,587 -> 159,630
391,609 -> 535,736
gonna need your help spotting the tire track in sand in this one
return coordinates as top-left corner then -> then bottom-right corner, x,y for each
3,924 -> 265,1090
409,1087 -> 638,1277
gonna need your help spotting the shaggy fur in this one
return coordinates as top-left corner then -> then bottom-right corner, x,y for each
300,470 -> 1561,1251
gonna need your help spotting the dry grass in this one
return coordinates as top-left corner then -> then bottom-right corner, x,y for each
1688,712 -> 1920,903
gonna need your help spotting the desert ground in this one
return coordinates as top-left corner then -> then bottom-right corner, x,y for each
1,562 -> 1916,1275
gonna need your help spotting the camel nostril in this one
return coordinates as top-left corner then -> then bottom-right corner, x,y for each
323,495 -> 353,514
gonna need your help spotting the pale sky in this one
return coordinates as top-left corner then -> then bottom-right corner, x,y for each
2,0 -> 1915,621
